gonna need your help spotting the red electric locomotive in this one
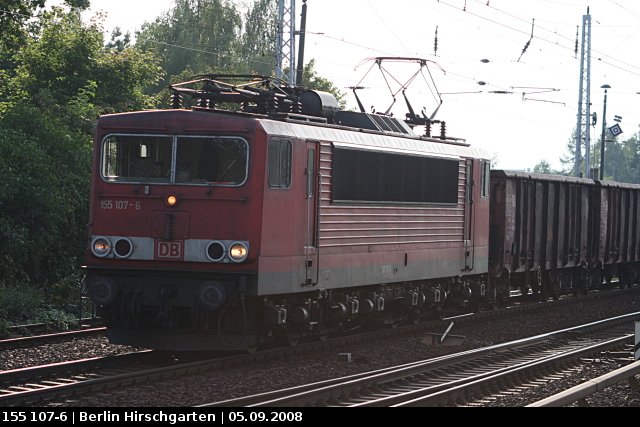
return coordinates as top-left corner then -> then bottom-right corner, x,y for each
85,74 -> 492,350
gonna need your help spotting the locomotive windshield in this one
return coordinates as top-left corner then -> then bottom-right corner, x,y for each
101,134 -> 248,186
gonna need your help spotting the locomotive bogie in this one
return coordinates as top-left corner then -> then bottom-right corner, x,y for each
89,264 -> 491,350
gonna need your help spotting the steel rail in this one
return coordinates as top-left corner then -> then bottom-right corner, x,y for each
202,312 -> 640,407
526,360 -> 640,407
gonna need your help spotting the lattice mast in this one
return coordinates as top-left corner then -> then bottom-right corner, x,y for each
575,8 -> 592,177
275,0 -> 297,85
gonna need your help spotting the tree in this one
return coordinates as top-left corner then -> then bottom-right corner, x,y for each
0,0 -> 46,104
136,0 -> 243,88
0,1 -> 45,53
299,59 -> 346,108
533,160 -> 552,175
0,104 -> 90,287
559,131 -> 579,176
10,8 -> 162,116
64,0 -> 90,9
0,6 -> 162,292
559,124 -> 640,183
240,0 -> 278,75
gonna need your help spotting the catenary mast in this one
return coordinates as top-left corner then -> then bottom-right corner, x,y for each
275,0 -> 297,85
575,8 -> 592,178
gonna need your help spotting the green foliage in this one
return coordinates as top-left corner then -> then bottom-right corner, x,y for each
64,0 -> 90,10
0,1 -> 46,53
106,27 -> 131,52
533,160 -> 553,174
9,9 -> 163,114
560,126 -> 640,183
600,131 -> 640,183
136,0 -> 243,88
239,0 -> 278,75
11,10 -> 103,101
300,59 -> 346,108
34,308 -> 79,331
0,284 -> 44,325
0,6 -> 163,323
0,104 -> 90,286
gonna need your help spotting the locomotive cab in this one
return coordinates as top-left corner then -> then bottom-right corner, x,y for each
85,109 -> 267,349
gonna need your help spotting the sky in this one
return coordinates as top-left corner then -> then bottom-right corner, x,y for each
74,0 -> 640,172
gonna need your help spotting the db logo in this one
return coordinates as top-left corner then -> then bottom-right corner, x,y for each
155,240 -> 184,260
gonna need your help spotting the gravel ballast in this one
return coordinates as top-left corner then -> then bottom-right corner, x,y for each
5,292 -> 639,407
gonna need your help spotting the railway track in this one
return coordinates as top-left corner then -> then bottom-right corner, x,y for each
0,328 -> 106,352
202,312 -> 639,407
6,318 -> 103,335
0,350 -> 182,407
2,286 -> 637,407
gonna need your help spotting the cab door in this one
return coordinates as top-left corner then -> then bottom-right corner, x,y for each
464,159 -> 475,271
303,140 -> 320,286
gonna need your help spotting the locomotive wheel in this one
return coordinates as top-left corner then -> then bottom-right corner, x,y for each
538,285 -> 549,302
410,310 -> 422,325
605,275 -> 613,287
287,335 -> 300,347
427,306 -> 445,320
288,338 -> 299,346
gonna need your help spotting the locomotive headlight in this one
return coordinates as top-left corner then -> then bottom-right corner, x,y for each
229,242 -> 249,263
114,237 -> 133,259
206,241 -> 226,262
91,236 -> 112,258
166,194 -> 178,207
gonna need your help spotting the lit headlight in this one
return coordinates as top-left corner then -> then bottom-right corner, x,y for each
229,242 -> 249,263
166,194 -> 178,207
91,236 -> 112,258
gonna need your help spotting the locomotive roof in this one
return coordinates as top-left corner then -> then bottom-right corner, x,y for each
258,114 -> 490,161
96,108 -> 490,162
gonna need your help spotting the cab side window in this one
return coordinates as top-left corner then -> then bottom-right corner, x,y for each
481,161 -> 490,198
268,138 -> 292,189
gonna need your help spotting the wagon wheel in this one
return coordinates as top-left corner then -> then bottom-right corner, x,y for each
285,333 -> 301,347
538,278 -> 549,302
573,269 -> 587,296
410,310 -> 422,325
604,274 -> 613,287
389,318 -> 401,329
470,297 -> 482,313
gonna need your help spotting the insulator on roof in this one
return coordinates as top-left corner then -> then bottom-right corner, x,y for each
171,93 -> 183,109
